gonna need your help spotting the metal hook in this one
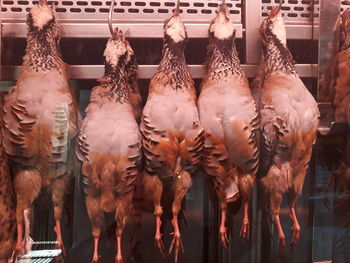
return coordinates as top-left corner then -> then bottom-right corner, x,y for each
174,0 -> 180,15
108,0 -> 116,36
279,0 -> 284,9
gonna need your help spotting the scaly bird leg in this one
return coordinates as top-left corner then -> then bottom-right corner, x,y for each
115,236 -> 122,263
54,219 -> 67,260
240,201 -> 250,240
92,236 -> 100,263
288,200 -> 301,248
169,214 -> 184,263
169,170 -> 192,263
274,213 -> 287,263
219,209 -> 229,249
24,208 -> 33,253
155,215 -> 165,256
12,222 -> 24,262
152,175 -> 165,256
274,214 -> 286,248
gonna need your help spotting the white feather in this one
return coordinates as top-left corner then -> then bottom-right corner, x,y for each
30,4 -> 53,29
104,39 -> 133,66
210,13 -> 235,40
271,13 -> 287,45
165,16 -> 186,43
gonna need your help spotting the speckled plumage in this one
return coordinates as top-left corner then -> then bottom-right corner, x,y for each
0,93 -> 16,263
140,12 -> 204,262
76,29 -> 142,263
2,1 -> 80,259
198,4 -> 259,247
254,7 -> 319,249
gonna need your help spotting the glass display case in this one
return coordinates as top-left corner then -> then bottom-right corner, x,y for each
1,0 -> 349,263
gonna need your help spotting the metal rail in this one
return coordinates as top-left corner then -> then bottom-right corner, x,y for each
1,64 -> 318,80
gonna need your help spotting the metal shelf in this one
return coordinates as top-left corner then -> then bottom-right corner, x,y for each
0,64 -> 318,80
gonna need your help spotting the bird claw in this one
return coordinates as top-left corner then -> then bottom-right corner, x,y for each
278,234 -> 286,248
290,224 -> 301,248
55,239 -> 67,262
115,255 -> 122,263
240,218 -> 250,240
169,232 -> 184,263
92,255 -> 101,263
219,227 -> 229,249
154,233 -> 165,257
12,241 -> 25,262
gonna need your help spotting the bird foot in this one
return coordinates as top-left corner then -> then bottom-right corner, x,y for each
169,231 -> 184,263
154,233 -> 165,256
12,241 -> 25,262
290,224 -> 301,248
115,254 -> 123,263
55,239 -> 67,262
278,234 -> 286,248
240,217 -> 250,240
219,225 -> 229,249
92,254 -> 101,263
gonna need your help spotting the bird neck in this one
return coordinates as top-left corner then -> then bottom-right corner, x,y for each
23,30 -> 64,72
101,63 -> 133,103
206,38 -> 245,80
157,40 -> 193,90
261,37 -> 297,76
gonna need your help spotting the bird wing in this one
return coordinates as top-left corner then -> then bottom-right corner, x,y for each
3,78 -> 79,177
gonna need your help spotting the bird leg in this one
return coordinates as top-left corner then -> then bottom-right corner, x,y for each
54,219 -> 66,261
219,209 -> 229,249
218,190 -> 228,249
152,176 -> 165,256
12,169 -> 42,262
93,236 -> 100,263
240,201 -> 250,240
169,170 -> 192,263
24,208 -> 33,253
12,222 -> 24,262
288,199 -> 300,248
85,196 -> 103,263
273,214 -> 286,248
115,193 -> 132,263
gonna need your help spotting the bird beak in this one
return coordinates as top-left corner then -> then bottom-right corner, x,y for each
269,6 -> 281,18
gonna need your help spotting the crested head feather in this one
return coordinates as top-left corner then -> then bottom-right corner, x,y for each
164,15 -> 187,43
30,3 -> 53,29
209,5 -> 235,40
104,36 -> 133,67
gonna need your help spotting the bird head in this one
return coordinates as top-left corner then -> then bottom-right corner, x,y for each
163,9 -> 187,43
27,0 -> 58,35
104,28 -> 134,68
260,6 -> 287,46
209,3 -> 235,40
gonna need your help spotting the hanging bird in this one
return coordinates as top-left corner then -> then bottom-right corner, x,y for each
198,3 -> 259,248
0,92 -> 16,263
325,8 -> 350,124
253,7 -> 319,250
140,8 -> 204,263
76,28 -> 142,263
2,0 -> 80,259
